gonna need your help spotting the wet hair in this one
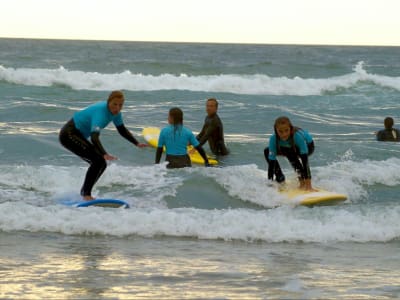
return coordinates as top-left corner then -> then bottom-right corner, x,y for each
384,117 -> 394,129
207,98 -> 218,109
274,116 -> 296,153
169,107 -> 183,137
107,90 -> 124,104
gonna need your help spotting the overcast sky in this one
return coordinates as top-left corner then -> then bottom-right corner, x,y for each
1,0 -> 400,45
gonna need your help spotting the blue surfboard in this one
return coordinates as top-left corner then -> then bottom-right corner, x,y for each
60,198 -> 130,208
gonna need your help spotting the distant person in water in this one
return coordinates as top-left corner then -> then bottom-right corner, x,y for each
376,117 -> 400,142
59,91 -> 147,201
264,116 -> 315,191
196,98 -> 229,156
156,107 -> 209,168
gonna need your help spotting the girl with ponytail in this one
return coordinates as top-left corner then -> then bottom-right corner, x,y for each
156,107 -> 210,168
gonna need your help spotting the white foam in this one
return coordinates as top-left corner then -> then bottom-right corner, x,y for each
1,159 -> 400,242
0,163 -> 183,208
1,62 -> 399,95
0,202 -> 399,243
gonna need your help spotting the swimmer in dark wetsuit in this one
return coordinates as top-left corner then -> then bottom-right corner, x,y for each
196,98 -> 229,156
155,107 -> 209,168
376,117 -> 400,142
59,90 -> 147,201
264,116 -> 315,191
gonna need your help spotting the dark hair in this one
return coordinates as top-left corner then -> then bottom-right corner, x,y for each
207,98 -> 218,108
274,116 -> 296,153
169,107 -> 183,137
107,90 -> 124,104
384,117 -> 394,129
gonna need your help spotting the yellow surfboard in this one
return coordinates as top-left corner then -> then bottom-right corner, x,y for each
142,127 -> 218,166
279,186 -> 347,206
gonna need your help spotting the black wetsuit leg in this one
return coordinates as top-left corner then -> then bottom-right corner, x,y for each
165,154 -> 192,169
59,119 -> 107,197
278,147 -> 303,180
264,147 -> 285,182
280,144 -> 314,180
307,141 -> 315,156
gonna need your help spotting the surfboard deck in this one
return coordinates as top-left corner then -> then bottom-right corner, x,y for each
279,186 -> 347,206
60,198 -> 130,208
142,127 -> 218,165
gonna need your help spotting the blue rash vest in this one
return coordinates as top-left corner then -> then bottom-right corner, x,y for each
72,101 -> 123,139
268,129 -> 313,160
158,125 -> 199,155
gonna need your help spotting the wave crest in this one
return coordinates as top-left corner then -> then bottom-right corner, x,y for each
1,62 -> 399,95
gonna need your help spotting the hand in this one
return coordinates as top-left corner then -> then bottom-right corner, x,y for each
104,154 -> 117,161
137,143 -> 148,148
189,147 -> 197,155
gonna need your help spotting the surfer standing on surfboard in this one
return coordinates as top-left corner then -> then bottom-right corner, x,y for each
196,98 -> 229,156
156,107 -> 210,168
59,90 -> 147,201
264,116 -> 315,191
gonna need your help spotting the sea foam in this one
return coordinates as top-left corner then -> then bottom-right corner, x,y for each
1,62 -> 399,95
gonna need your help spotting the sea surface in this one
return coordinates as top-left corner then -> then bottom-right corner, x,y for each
1,38 -> 400,299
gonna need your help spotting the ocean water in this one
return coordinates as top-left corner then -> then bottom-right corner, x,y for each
0,38 -> 400,299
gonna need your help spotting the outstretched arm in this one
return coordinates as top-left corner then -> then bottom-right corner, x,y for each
197,119 -> 218,146
194,145 -> 210,166
116,124 -> 147,147
299,154 -> 313,190
155,147 -> 163,164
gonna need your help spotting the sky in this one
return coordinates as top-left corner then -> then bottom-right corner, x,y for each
1,0 -> 400,46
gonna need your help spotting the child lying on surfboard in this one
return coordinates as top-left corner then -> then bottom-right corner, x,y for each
264,116 -> 315,191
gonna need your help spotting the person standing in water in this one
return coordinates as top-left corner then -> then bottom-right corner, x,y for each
376,117 -> 400,141
264,116 -> 315,190
196,98 -> 229,156
59,90 -> 147,200
156,107 -> 209,168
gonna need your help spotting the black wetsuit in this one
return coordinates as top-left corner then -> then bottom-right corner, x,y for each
376,128 -> 400,142
59,119 -> 138,197
197,113 -> 229,156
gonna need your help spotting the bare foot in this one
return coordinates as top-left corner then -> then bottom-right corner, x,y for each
83,195 -> 95,201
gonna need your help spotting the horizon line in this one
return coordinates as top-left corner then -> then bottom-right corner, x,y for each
1,36 -> 400,48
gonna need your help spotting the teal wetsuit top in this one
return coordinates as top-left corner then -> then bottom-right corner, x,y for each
158,125 -> 199,155
268,129 -> 313,160
73,101 -> 123,138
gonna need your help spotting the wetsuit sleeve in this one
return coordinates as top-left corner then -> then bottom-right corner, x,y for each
194,145 -> 210,166
116,124 -> 139,146
197,118 -> 218,146
299,154 -> 312,179
268,160 -> 276,180
90,132 -> 107,156
155,147 -> 163,164
376,130 -> 384,141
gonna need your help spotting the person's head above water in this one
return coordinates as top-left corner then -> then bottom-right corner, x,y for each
274,116 -> 294,141
107,90 -> 124,115
384,117 -> 394,129
206,98 -> 218,117
168,107 -> 183,126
